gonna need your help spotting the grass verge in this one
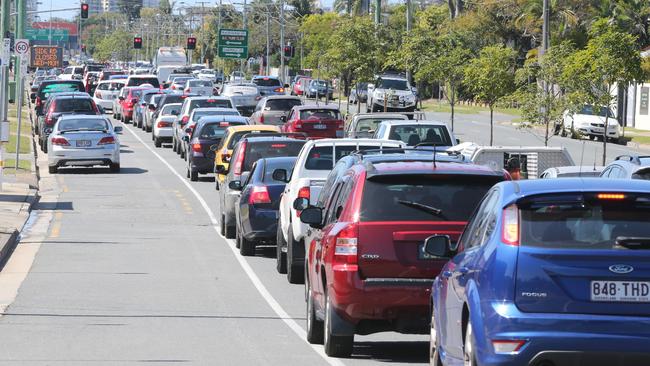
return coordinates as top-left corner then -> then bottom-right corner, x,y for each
2,159 -> 31,174
420,100 -> 522,116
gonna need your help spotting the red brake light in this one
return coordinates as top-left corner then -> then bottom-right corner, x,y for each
97,136 -> 115,145
186,88 -> 191,93
249,185 -> 271,204
36,97 -> 42,107
259,114 -> 264,124
274,87 -> 285,93
51,137 -> 69,146
501,204 -> 519,246
233,141 -> 247,176
219,122 -> 230,127
334,223 -> 358,265
192,143 -> 202,153
597,193 -> 626,200
271,144 -> 286,148
207,99 -> 215,102
157,121 -> 172,128
181,115 -> 189,124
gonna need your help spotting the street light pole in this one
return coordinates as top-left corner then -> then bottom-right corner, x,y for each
280,0 -> 285,83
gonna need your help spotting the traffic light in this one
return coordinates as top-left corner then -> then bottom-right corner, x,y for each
80,3 -> 89,19
187,37 -> 196,50
133,37 -> 142,49
283,45 -> 294,58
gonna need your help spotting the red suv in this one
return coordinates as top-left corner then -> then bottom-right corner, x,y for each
280,105 -> 343,139
299,152 -> 506,357
117,87 -> 148,123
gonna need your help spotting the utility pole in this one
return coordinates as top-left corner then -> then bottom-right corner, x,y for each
265,13 -> 270,75
374,0 -> 380,24
280,0 -> 285,83
197,1 -> 209,63
405,0 -> 412,83
540,0 -> 549,57
241,0 -> 247,73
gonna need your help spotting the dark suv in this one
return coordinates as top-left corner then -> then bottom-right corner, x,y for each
217,134 -> 306,238
299,152 -> 506,357
38,94 -> 101,152
33,80 -> 85,116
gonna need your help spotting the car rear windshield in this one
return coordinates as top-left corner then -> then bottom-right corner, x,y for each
58,118 -> 109,132
243,141 -> 305,171
96,82 -> 124,91
198,122 -> 245,139
86,65 -> 103,72
254,78 -> 282,87
129,89 -> 144,98
266,99 -> 301,111
300,109 -> 340,120
173,77 -> 193,84
390,125 -> 452,146
228,131 -> 276,149
519,193 -> 650,249
190,99 -> 233,110
189,80 -> 213,87
161,104 -> 181,115
128,77 -> 160,88
360,175 -> 500,222
39,82 -> 84,98
305,145 -> 386,170
263,158 -> 297,183
355,118 -> 394,133
192,110 -> 239,122
54,98 -> 95,113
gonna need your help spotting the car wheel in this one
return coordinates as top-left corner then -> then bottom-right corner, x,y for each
306,278 -> 324,344
180,147 -> 185,159
154,137 -> 162,148
190,168 -> 199,182
48,165 -> 57,174
560,128 -> 567,137
324,291 -> 354,358
287,228 -> 305,284
463,320 -> 478,366
172,137 -> 177,152
239,229 -> 255,256
276,225 -> 287,274
224,215 -> 236,239
42,142 -> 48,153
109,163 -> 120,173
146,125 -> 152,133
220,214 -> 226,236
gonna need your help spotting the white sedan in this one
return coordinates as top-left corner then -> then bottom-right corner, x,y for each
153,103 -> 182,148
47,115 -> 122,174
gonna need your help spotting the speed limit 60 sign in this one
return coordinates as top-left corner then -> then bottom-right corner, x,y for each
14,39 -> 29,56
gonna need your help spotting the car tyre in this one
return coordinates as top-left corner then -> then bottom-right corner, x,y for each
42,142 -> 48,153
238,229 -> 255,256
48,165 -> 57,174
154,137 -> 162,148
172,137 -> 177,152
220,214 -> 226,236
146,125 -> 152,133
287,228 -> 305,284
190,169 -> 199,182
276,225 -> 287,274
180,147 -> 185,159
463,320 -> 478,366
109,163 -> 120,173
224,215 -> 236,239
324,291 -> 354,358
306,279 -> 324,344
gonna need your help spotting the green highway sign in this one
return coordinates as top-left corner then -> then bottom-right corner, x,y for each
26,28 -> 69,42
218,29 -> 248,59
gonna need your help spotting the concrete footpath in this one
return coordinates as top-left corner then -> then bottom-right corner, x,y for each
0,182 -> 39,269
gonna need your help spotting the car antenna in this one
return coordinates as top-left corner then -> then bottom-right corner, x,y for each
579,141 -> 585,177
432,143 -> 437,169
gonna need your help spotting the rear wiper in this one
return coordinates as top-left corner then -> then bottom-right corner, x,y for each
61,128 -> 107,134
615,237 -> 650,250
397,200 -> 446,219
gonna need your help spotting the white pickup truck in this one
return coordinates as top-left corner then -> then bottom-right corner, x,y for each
275,138 -> 405,283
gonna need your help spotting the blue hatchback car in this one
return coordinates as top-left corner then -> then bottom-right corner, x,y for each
427,178 -> 650,366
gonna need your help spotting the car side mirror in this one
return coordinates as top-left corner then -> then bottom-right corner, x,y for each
284,83 -> 289,88
293,197 -> 309,211
209,144 -> 219,152
182,136 -> 189,142
113,126 -> 123,134
455,138 -> 460,145
184,127 -> 193,134
215,164 -> 227,174
280,115 -> 287,123
118,96 -> 124,101
299,207 -> 323,228
228,180 -> 243,190
272,168 -> 288,182
424,235 -> 454,258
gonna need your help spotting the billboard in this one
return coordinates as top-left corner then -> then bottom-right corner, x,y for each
30,46 -> 63,68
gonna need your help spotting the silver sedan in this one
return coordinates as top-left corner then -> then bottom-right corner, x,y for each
47,115 -> 122,174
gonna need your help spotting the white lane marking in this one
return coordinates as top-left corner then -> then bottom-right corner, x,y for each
123,125 -> 345,366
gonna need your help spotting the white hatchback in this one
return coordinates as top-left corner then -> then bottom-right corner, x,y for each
93,80 -> 125,111
153,103 -> 182,148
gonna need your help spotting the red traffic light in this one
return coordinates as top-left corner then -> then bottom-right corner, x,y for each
133,37 -> 142,49
80,3 -> 89,18
187,37 -> 197,50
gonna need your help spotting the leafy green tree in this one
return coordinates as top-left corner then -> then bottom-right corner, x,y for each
514,41 -> 574,146
93,30 -> 134,62
464,45 -> 517,145
563,23 -> 643,164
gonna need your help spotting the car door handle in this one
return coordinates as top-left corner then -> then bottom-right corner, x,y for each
441,271 -> 453,278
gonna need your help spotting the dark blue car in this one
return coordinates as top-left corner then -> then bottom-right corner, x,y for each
427,178 -> 650,366
233,156 -> 297,256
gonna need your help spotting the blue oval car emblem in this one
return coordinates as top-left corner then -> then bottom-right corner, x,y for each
609,264 -> 634,274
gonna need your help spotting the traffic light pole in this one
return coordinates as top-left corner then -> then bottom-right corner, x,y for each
279,0 -> 285,84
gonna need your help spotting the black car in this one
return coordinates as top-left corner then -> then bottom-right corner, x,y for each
33,80 -> 85,116
217,134 -> 307,239
185,116 -> 249,181
232,156 -> 297,256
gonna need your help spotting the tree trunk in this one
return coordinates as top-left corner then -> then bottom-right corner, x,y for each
544,114 -> 549,147
448,83 -> 456,133
489,105 -> 494,145
603,113 -> 608,166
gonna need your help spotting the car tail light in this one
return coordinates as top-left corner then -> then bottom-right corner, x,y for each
157,121 -> 172,128
249,185 -> 271,204
50,137 -> 69,146
255,96 -> 262,100
259,114 -> 264,124
294,120 -> 303,130
492,340 -> 526,354
36,97 -> 42,107
274,87 -> 284,93
233,141 -> 246,176
334,223 -> 358,265
501,204 -> 519,246
95,91 -> 102,99
186,88 -> 191,93
192,142 -> 202,153
181,115 -> 189,125
597,193 -> 625,200
97,136 -> 115,145
295,186 -> 310,216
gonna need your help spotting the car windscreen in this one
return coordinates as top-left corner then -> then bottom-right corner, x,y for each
54,98 -> 95,113
161,104 -> 181,115
263,158 -> 297,183
299,109 -> 340,120
243,141 -> 306,171
377,78 -> 409,90
265,99 -> 302,111
58,118 -> 109,132
128,77 -> 160,88
192,110 -> 239,122
579,105 -> 614,118
390,125 -> 452,146
86,65 -> 103,72
198,122 -> 246,139
190,99 -> 233,110
519,193 -> 650,249
355,118 -> 391,134
189,80 -> 213,87
39,82 -> 84,98
305,145 -> 385,170
360,175 -> 500,222
96,82 -> 124,91
253,78 -> 282,87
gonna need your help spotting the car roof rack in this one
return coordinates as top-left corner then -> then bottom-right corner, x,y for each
614,155 -> 650,165
351,147 -> 467,164
240,132 -> 308,140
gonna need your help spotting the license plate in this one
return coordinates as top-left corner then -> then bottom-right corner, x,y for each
417,243 -> 438,260
313,124 -> 327,130
76,140 -> 91,147
590,280 -> 650,302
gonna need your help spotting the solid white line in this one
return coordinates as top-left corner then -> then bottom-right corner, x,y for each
123,124 -> 345,366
